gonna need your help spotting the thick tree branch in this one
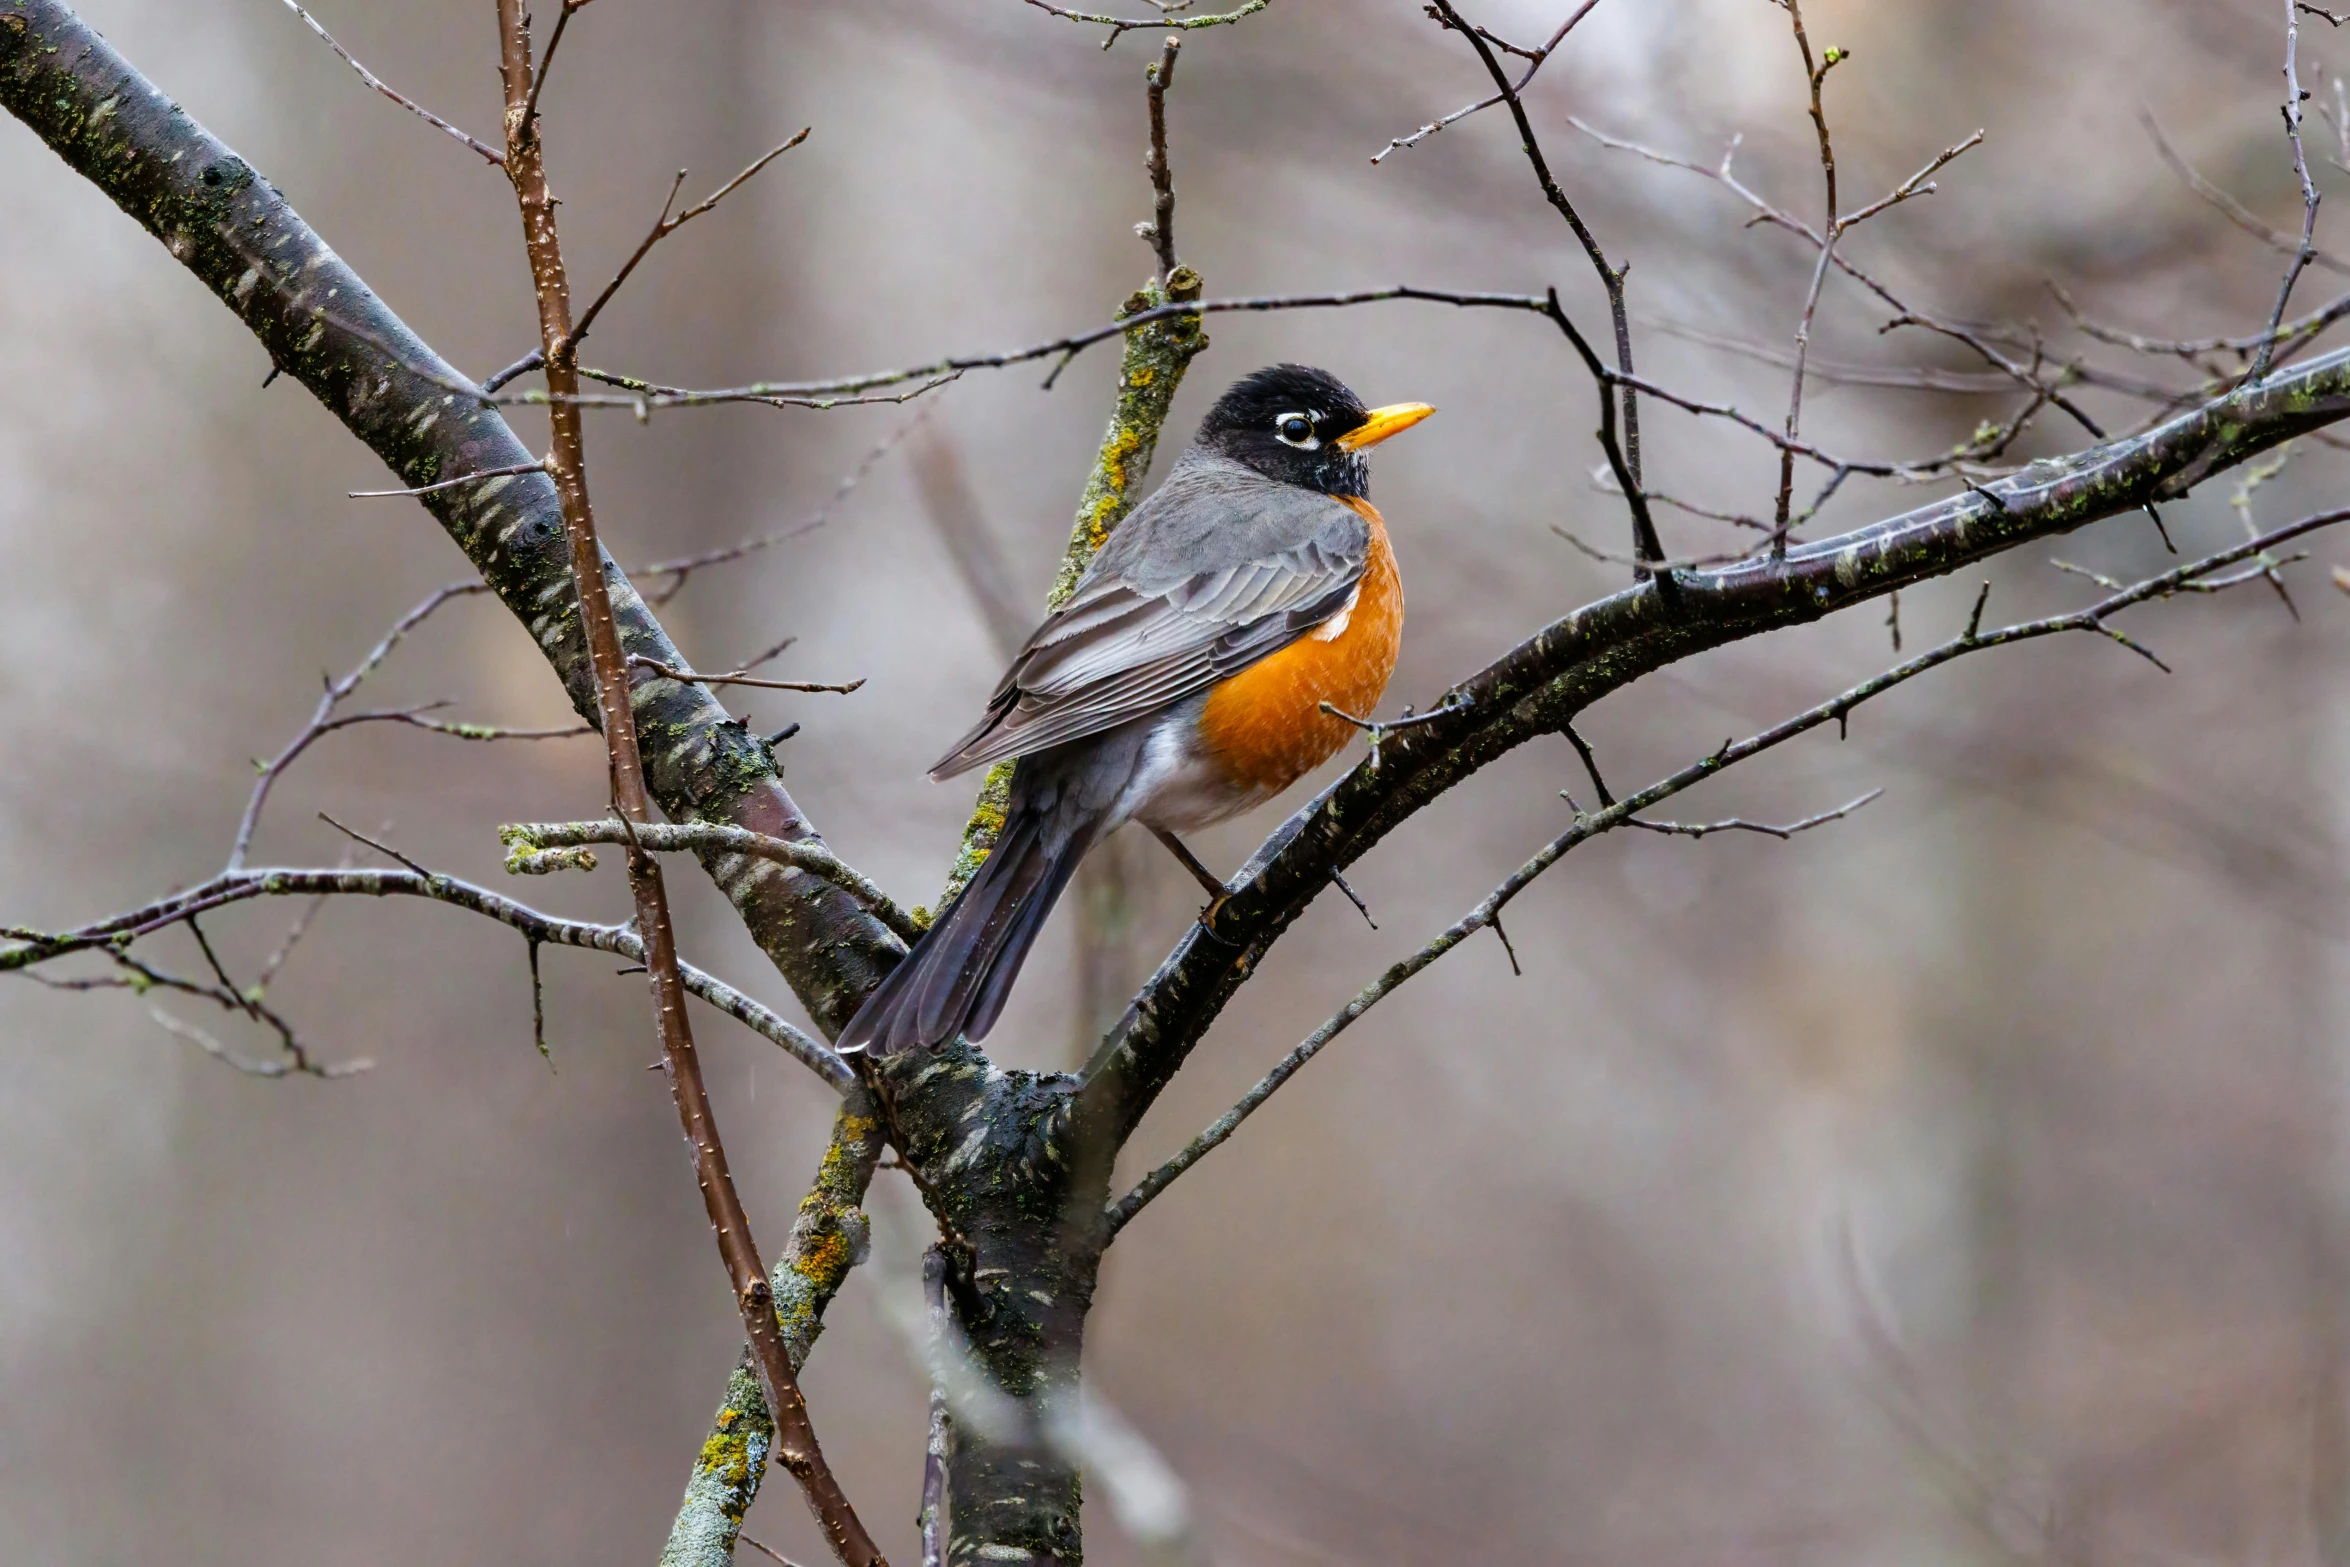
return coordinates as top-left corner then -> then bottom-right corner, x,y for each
1105,508 -> 2344,1230
1078,339 -> 2350,1147
661,1095 -> 889,1567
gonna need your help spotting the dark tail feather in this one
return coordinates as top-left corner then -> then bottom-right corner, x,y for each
837,804 -> 1090,1057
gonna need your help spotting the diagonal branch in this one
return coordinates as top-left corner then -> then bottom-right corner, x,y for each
274,0 -> 505,165
1104,507 -> 2348,1231
0,0 -> 907,1040
1371,0 -> 1606,163
1,865 -> 851,1089
491,5 -> 882,1561
499,820 -> 923,944
1076,340 -> 2350,1151
1426,0 -> 1658,574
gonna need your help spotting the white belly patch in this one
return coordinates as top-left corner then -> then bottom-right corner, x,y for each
1308,583 -> 1363,643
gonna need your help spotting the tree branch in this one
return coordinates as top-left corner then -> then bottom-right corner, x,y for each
0,0 -> 906,1042
0,865 -> 851,1089
491,4 -> 882,1559
499,820 -> 923,944
1078,341 -> 2350,1149
274,0 -> 505,166
1021,0 -> 1269,49
1105,507 -> 2347,1230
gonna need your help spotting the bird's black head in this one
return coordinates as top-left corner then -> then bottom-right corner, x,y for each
1195,364 -> 1435,497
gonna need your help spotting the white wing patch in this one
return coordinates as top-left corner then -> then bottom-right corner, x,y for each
1308,582 -> 1364,642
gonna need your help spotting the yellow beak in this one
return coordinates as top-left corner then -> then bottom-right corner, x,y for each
1334,401 -> 1437,451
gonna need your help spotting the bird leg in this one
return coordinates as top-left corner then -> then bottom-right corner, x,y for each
1148,826 -> 1231,926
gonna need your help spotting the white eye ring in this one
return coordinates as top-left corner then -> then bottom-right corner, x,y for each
1274,411 -> 1319,450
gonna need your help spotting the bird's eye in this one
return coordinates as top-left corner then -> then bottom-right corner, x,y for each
1275,412 -> 1318,449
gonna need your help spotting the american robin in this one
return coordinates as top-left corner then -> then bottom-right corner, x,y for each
840,364 -> 1434,1057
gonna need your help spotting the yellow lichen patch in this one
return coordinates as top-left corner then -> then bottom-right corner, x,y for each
814,1113 -> 878,1191
796,1227 -> 853,1283
697,1408 -> 758,1488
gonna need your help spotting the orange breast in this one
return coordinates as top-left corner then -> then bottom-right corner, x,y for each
1198,496 -> 1404,795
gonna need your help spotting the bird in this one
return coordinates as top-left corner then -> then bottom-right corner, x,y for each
839,364 -> 1434,1057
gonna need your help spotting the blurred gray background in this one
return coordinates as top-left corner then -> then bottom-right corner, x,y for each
6,0 -> 2350,1561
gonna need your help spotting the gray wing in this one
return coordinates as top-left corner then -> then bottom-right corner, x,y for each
929,456 -> 1370,779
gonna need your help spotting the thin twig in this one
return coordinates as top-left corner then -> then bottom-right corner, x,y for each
1428,0 -> 1656,573
274,1 -> 504,165
1318,693 -> 1470,771
315,812 -> 430,877
638,407 -> 933,606
562,130 -> 811,357
1772,5 -> 1847,557
1022,0 -> 1269,49
347,459 -> 545,499
1571,118 -> 2101,443
3,864 -> 849,1090
626,654 -> 865,695
519,0 -> 602,133
149,1007 -> 374,1079
492,287 -> 1554,410
499,819 -> 922,943
1142,35 -> 1181,280
1370,0 -> 1606,163
741,1538 -> 811,1567
2257,1 -> 2325,379
2139,109 -> 2350,286
1627,788 -> 1884,840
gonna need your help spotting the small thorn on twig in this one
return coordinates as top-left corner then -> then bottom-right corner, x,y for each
2143,502 -> 2178,553
1491,912 -> 1522,977
317,812 -> 431,877
1564,720 -> 1615,807
1962,478 -> 2011,515
1330,869 -> 1378,929
1964,580 -> 1993,640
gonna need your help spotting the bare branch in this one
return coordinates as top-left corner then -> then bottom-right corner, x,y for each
3,864 -> 850,1089
148,1007 -> 374,1079
1141,35 -> 1181,279
495,287 -> 1553,411
1570,118 -> 2104,440
1626,789 -> 1884,840
1427,0 -> 1658,573
1317,693 -> 1472,772
275,1 -> 504,165
638,406 -> 932,606
499,820 -> 923,944
563,130 -> 811,356
2258,1 -> 2326,378
346,458 -> 546,499
519,0 -> 602,133
489,8 -> 884,1558
1021,0 -> 1269,49
1105,509 -> 2350,1231
1370,0 -> 1606,163
626,654 -> 866,696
